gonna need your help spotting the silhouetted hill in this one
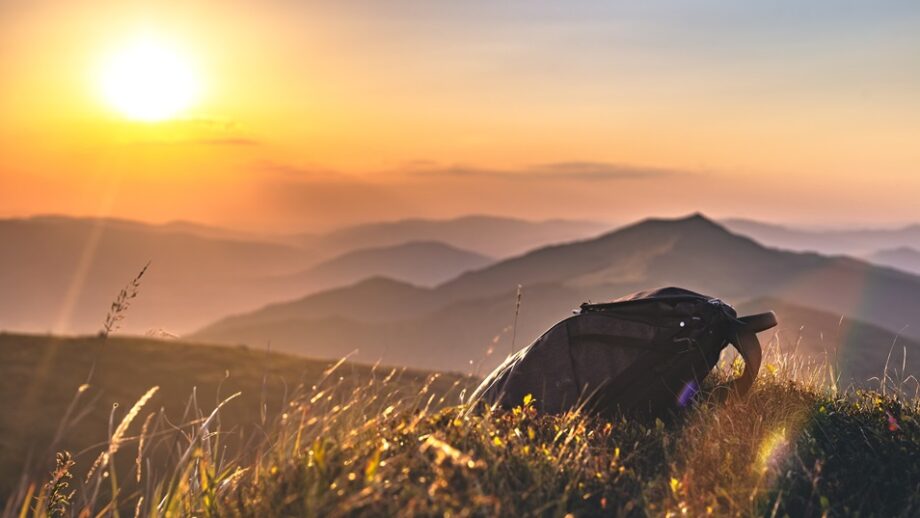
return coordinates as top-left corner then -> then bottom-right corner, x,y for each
867,247 -> 920,275
193,214 -> 920,378
192,280 -> 586,373
722,218 -> 920,255
436,215 -> 920,338
303,215 -> 610,258
225,276 -> 443,324
437,214 -> 794,301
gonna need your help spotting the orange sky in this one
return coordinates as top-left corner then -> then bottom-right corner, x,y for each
1,1 -> 919,231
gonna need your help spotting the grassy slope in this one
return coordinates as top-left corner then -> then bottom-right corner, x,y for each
0,333 -> 470,502
219,369 -> 920,517
4,334 -> 920,517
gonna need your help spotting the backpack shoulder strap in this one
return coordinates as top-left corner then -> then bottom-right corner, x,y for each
724,311 -> 777,396
739,312 -> 778,334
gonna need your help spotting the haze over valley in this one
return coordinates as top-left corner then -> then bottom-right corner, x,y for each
3,212 -> 919,388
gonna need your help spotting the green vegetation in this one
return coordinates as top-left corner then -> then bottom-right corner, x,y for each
3,334 -> 920,517
0,333 -> 469,511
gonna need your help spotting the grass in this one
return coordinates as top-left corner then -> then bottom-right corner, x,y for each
3,333 -> 920,517
0,334 -> 470,509
100,262 -> 149,339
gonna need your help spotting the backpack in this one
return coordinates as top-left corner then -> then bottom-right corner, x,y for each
466,287 -> 777,417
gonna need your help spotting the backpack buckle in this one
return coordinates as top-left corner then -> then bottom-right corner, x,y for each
707,297 -> 734,310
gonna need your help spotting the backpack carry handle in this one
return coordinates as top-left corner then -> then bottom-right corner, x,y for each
725,311 -> 777,396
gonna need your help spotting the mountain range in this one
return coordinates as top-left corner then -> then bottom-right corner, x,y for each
292,215 -> 609,258
6,212 -> 920,385
0,216 -> 308,334
265,241 -> 493,293
192,215 -> 920,383
0,215 -> 601,334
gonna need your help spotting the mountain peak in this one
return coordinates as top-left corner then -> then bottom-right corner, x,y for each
606,213 -> 731,241
643,213 -> 718,227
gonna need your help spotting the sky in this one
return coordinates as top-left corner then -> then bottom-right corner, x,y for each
1,0 -> 919,231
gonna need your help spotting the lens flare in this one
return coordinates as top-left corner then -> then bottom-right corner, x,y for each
677,380 -> 699,407
756,427 -> 788,472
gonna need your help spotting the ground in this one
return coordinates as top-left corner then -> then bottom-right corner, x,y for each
4,334 -> 920,517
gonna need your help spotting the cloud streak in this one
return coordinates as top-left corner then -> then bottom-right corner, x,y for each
409,161 -> 693,182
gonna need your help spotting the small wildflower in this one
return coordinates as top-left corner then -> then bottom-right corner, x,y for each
887,411 -> 900,432
669,477 -> 682,495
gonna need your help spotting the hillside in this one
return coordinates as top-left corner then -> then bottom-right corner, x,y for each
192,215 -> 920,381
5,337 -> 919,517
0,333 -> 469,501
435,214 -> 792,301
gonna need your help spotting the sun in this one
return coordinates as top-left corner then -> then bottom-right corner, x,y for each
99,35 -> 202,122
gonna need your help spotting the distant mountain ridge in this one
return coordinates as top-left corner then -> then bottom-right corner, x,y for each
300,215 -> 610,258
0,214 -> 596,334
722,218 -> 920,255
276,241 -> 492,290
0,216 -> 312,334
867,247 -> 920,275
192,214 -> 920,382
26,215 -> 271,243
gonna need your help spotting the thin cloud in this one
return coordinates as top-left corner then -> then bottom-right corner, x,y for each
410,161 -> 692,181
533,162 -> 681,180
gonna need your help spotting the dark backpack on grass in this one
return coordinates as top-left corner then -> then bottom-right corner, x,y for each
467,287 -> 777,417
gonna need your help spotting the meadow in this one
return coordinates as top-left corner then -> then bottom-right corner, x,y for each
3,332 -> 919,517
5,1 -> 920,515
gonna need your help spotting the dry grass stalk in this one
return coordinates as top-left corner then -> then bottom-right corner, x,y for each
85,386 -> 159,482
100,262 -> 150,338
